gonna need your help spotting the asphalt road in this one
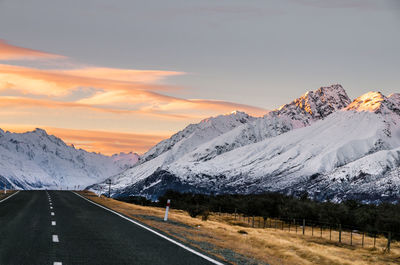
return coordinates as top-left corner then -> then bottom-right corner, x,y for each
0,191 -> 223,265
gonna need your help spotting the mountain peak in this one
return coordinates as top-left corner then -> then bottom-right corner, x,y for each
275,84 -> 351,121
346,91 -> 400,115
32,128 -> 49,136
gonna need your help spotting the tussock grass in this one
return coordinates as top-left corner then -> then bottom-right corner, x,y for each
0,190 -> 16,201
79,191 -> 400,265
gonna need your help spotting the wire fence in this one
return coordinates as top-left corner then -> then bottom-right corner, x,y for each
213,211 -> 398,253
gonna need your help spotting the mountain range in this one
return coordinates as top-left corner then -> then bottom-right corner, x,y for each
91,84 -> 400,203
0,128 -> 139,189
2,84 -> 399,203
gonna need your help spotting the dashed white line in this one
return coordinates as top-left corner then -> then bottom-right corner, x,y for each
52,235 -> 59,243
53,262 -> 62,265
50,206 -> 53,209
52,221 -> 56,226
51,212 -> 55,216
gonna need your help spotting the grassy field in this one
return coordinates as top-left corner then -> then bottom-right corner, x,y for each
0,190 -> 17,201
78,191 -> 400,265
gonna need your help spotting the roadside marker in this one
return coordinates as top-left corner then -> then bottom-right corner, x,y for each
52,221 -> 56,226
52,235 -> 59,243
164,199 -> 171,221
73,192 -> 224,265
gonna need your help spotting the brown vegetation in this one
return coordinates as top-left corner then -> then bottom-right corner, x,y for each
78,191 -> 400,265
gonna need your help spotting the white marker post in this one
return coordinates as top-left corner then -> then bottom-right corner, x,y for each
164,199 -> 171,221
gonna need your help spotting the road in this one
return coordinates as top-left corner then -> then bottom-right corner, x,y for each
0,191 -> 223,265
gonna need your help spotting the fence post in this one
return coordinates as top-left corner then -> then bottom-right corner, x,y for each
329,226 -> 332,240
234,208 -> 237,220
252,216 -> 255,228
258,217 -> 261,228
320,226 -> 322,238
312,224 -> 314,236
289,222 -> 291,232
374,233 -> 376,248
350,230 -> 353,246
387,232 -> 391,253
339,224 -> 342,243
362,232 -> 364,248
303,219 -> 305,235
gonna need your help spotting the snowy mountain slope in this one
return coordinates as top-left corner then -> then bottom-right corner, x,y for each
140,111 -> 256,163
0,128 -> 138,189
98,111 -> 257,191
99,85 -> 400,199
93,85 -> 350,193
99,89 -> 400,202
188,84 -> 351,162
155,91 -> 399,202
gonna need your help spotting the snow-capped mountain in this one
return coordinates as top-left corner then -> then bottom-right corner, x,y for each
91,84 -> 399,203
0,128 -> 139,189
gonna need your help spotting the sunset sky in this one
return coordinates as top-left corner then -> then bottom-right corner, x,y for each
0,0 -> 399,155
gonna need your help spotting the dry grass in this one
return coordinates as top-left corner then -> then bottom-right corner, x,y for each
78,191 -> 400,265
0,190 -> 17,201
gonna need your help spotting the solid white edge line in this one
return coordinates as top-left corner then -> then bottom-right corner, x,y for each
73,192 -> 225,265
0,191 -> 20,203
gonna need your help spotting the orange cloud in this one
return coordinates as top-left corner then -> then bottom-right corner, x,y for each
0,41 -> 268,154
0,64 -> 181,96
63,67 -> 184,83
2,126 -> 168,155
0,39 -> 64,60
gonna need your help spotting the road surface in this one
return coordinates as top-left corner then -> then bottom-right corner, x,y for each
0,191 -> 224,265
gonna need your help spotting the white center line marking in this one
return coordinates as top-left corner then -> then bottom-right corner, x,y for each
52,221 -> 56,226
53,262 -> 62,265
52,235 -> 59,243
51,212 -> 55,216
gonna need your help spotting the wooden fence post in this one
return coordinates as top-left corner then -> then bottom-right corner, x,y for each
329,226 -> 332,240
387,232 -> 391,253
302,219 -> 305,235
320,226 -> 322,238
339,224 -> 342,243
252,216 -> 255,228
362,232 -> 364,248
234,208 -> 237,220
350,230 -> 353,246
374,233 -> 376,248
312,224 -> 314,236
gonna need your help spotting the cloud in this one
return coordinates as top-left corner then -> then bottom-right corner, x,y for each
0,64 -> 181,96
0,39 -> 65,60
0,40 -> 268,154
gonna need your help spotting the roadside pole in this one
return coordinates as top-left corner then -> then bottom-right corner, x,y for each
164,199 -> 171,221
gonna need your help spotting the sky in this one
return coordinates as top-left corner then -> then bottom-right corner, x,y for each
0,0 -> 399,155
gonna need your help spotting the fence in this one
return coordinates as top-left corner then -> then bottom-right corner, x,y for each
213,211 -> 397,253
